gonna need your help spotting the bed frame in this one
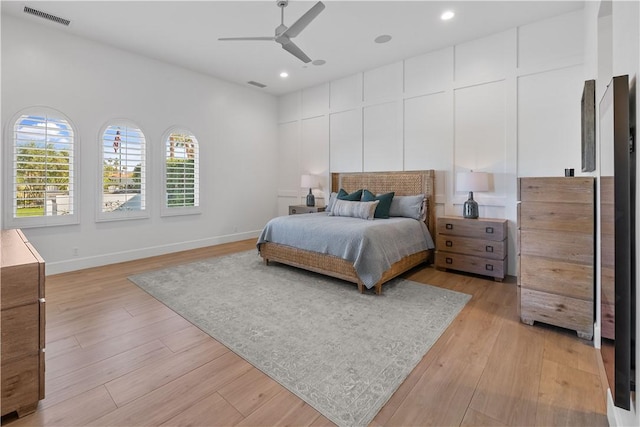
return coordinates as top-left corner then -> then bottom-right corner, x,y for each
259,170 -> 436,294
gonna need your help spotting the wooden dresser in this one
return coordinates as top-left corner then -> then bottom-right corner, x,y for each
518,177 -> 595,340
1,229 -> 45,417
435,216 -> 508,281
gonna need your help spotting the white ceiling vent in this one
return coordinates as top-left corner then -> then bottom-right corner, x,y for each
247,81 -> 267,88
24,6 -> 71,26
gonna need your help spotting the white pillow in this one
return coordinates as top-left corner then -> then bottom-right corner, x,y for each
328,199 -> 379,220
387,194 -> 426,221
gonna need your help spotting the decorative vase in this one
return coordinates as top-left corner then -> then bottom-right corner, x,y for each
463,191 -> 479,219
306,189 -> 315,207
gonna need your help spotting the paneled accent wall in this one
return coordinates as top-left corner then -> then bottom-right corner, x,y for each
277,10 -> 585,276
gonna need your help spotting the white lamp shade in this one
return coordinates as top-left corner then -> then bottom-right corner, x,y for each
457,172 -> 489,192
300,174 -> 318,189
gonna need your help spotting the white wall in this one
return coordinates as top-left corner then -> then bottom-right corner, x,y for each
1,15 -> 279,274
277,10 -> 585,276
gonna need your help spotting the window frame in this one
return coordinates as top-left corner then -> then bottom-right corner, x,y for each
4,106 -> 80,228
160,126 -> 201,217
96,119 -> 149,222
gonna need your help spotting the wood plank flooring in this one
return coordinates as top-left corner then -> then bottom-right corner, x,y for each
2,239 -> 608,426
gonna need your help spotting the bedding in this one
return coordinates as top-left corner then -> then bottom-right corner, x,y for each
257,212 -> 435,289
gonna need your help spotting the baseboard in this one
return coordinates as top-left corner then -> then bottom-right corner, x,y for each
45,230 -> 261,275
607,387 -> 638,426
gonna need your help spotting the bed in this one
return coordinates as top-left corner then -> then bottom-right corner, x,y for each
257,170 -> 436,294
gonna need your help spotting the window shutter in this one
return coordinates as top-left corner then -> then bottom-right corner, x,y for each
163,130 -> 200,214
99,123 -> 147,220
9,112 -> 76,227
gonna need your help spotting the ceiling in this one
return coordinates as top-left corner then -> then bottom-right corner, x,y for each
2,1 -> 584,96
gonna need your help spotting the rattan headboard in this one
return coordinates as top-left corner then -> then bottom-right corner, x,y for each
330,170 -> 436,239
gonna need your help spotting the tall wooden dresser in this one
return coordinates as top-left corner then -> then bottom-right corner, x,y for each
518,177 -> 595,340
1,229 -> 45,417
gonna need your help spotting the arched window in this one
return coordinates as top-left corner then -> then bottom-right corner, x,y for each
162,128 -> 200,216
5,108 -> 78,227
98,121 -> 147,221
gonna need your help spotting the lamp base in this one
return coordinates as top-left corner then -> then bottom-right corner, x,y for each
306,189 -> 315,207
463,191 -> 479,219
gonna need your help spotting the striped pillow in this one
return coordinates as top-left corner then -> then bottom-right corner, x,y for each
328,199 -> 379,220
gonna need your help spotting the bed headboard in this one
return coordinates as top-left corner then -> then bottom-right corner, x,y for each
330,170 -> 436,239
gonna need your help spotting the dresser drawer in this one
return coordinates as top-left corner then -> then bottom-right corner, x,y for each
1,303 -> 40,360
519,201 -> 593,232
1,354 -> 40,416
520,288 -> 593,339
520,255 -> 593,300
437,217 -> 506,241
436,235 -> 505,260
520,229 -> 593,264
289,205 -> 325,215
0,264 -> 40,310
520,177 -> 594,204
435,252 -> 505,279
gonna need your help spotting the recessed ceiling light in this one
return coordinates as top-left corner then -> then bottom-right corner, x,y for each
441,10 -> 455,21
374,34 -> 392,44
280,72 -> 289,78
312,59 -> 326,66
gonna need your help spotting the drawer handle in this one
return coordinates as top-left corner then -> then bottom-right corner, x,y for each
291,209 -> 297,214
446,223 -> 453,230
446,240 -> 453,247
485,226 -> 494,234
446,257 -> 453,265
485,264 -> 494,271
485,245 -> 493,253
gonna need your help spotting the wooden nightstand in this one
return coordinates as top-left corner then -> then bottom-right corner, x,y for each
435,216 -> 508,281
289,205 -> 326,215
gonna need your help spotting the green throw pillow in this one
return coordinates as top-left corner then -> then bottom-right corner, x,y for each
337,188 -> 363,201
362,190 -> 394,219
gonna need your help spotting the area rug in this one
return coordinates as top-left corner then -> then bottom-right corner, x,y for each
129,250 -> 471,427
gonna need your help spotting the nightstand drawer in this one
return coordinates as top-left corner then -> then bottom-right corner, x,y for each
289,205 -> 326,215
436,235 -> 505,260
435,252 -> 505,279
437,217 -> 506,241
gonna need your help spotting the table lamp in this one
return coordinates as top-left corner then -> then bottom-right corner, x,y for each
300,174 -> 318,207
456,171 -> 489,219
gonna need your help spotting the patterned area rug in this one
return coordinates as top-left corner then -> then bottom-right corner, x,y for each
129,250 -> 470,427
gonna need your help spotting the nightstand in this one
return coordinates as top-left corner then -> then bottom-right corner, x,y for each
289,205 -> 326,215
435,216 -> 507,281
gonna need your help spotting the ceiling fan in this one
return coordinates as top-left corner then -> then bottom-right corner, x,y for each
218,0 -> 325,64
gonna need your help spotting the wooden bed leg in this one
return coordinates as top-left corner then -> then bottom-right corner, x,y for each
375,283 -> 382,295
357,282 -> 364,293
263,258 -> 269,266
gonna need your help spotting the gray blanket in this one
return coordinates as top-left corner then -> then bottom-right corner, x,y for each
257,213 -> 435,289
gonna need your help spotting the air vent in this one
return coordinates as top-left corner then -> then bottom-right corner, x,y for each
24,6 -> 71,26
247,81 -> 267,89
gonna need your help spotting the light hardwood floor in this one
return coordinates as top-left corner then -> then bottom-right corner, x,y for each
2,239 -> 608,426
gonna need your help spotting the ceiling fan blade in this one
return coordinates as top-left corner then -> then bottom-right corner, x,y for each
218,36 -> 275,41
282,1 -> 325,38
282,41 -> 311,63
